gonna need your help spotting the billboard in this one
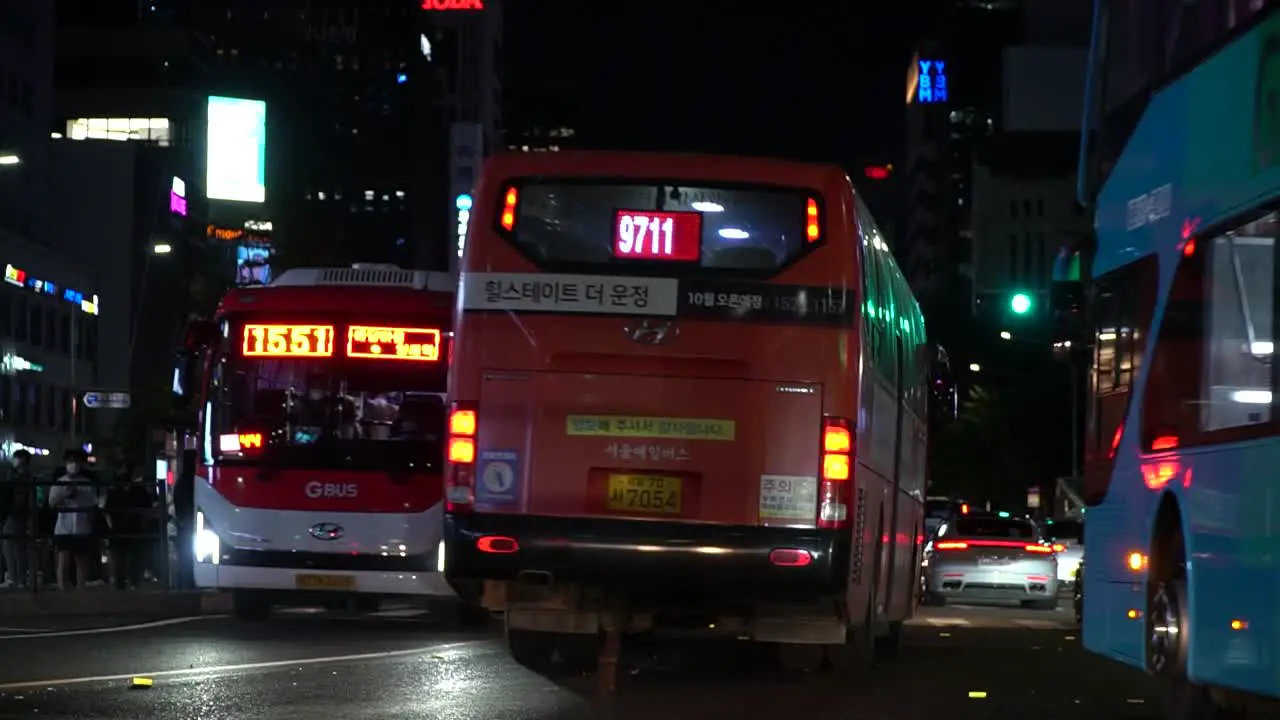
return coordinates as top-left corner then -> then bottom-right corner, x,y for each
206,96 -> 266,203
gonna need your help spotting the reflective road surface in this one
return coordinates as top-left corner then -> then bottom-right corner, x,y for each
0,601 -> 1160,719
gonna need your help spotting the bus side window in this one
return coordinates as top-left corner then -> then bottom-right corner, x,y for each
1143,210 -> 1280,450
1083,255 -> 1158,506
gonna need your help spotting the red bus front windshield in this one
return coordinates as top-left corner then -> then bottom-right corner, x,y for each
212,321 -> 447,473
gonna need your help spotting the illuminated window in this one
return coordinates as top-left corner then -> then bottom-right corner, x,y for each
65,118 -> 172,146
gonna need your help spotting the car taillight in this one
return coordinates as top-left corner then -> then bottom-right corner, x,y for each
817,416 -> 852,529
1024,544 -> 1055,554
805,198 -> 821,243
499,187 -> 518,231
446,402 -> 477,513
1051,543 -> 1067,553
934,541 -> 968,550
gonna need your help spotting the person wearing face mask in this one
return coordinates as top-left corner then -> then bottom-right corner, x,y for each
48,449 -> 96,589
0,450 -> 33,587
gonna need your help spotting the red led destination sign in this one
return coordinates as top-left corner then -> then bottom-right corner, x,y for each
421,0 -> 484,9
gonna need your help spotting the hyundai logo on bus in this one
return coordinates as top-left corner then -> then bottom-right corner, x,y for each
82,391 -> 131,410
308,522 -> 344,541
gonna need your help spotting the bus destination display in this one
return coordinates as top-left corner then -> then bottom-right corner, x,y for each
242,324 -> 335,357
613,211 -> 701,261
346,325 -> 442,361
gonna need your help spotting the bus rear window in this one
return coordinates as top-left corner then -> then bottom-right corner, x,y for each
506,181 -> 816,275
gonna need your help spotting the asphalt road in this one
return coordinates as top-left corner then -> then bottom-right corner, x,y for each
0,601 -> 1162,719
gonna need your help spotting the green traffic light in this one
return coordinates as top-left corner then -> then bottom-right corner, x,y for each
1010,293 -> 1032,315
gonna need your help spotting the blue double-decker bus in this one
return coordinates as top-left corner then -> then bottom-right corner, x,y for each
1067,2 -> 1280,716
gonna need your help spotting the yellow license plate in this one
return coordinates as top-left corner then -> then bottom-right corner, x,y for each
296,573 -> 356,590
606,474 -> 682,514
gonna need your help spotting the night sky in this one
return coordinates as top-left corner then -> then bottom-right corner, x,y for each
504,2 -> 932,166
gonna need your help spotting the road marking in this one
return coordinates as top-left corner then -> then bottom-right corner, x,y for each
918,618 -> 970,627
0,615 -> 221,641
370,609 -> 428,619
0,641 -> 480,690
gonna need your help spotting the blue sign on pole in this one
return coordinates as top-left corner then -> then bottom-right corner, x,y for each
917,59 -> 948,104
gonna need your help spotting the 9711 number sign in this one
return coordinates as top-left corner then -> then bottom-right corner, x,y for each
613,210 -> 701,262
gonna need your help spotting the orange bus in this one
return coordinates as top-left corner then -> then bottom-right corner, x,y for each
443,151 -> 929,671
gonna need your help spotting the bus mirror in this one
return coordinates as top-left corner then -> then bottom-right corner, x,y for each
172,351 -> 200,404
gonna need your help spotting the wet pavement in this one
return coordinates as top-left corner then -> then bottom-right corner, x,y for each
0,601 -> 1162,719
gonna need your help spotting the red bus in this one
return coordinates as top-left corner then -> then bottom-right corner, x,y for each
443,152 -> 929,670
181,264 -> 467,619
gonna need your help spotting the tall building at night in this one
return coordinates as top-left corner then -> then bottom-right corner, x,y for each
193,0 -> 502,272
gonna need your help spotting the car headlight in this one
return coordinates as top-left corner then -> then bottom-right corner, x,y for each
194,511 -> 221,565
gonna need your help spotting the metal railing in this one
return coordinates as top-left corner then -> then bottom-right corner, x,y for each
0,470 -> 169,593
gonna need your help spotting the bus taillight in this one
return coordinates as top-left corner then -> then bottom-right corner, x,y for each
818,416 -> 852,529
806,198 -> 821,243
499,187 -> 519,231
446,402 -> 477,512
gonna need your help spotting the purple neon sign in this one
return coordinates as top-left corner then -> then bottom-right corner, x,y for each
170,176 -> 187,216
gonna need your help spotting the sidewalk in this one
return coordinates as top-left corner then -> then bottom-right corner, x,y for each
0,587 -> 232,618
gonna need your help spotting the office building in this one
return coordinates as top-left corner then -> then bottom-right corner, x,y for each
195,0 -> 502,274
0,1 -> 108,458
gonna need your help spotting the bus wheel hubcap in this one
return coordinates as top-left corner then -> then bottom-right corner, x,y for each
1149,583 -> 1180,674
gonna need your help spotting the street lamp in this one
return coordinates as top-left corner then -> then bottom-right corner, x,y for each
152,242 -> 173,255
1010,292 -> 1033,315
968,363 -> 981,372
0,153 -> 20,166
1000,331 -> 1012,340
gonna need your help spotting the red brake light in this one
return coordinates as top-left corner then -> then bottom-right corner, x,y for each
476,535 -> 519,554
1051,543 -> 1067,553
1151,435 -> 1179,451
935,541 -> 968,550
817,416 -> 853,529
1024,544 -> 1054,554
1109,424 -> 1124,459
805,198 -> 820,243
768,548 -> 813,567
500,187 -> 518,231
960,503 -> 969,514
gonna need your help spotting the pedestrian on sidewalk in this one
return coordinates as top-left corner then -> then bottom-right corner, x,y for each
48,449 -> 96,590
104,464 -> 155,589
0,450 -> 33,587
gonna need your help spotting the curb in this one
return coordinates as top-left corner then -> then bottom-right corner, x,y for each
0,590 -> 232,618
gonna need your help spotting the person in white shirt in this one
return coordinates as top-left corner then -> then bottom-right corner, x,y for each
48,449 -> 96,589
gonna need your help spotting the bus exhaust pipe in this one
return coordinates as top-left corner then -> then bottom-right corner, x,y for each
517,570 -> 554,586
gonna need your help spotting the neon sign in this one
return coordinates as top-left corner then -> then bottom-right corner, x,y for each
347,325 -> 442,361
421,0 -> 484,9
916,59 -> 948,104
170,176 -> 187,216
3,264 -> 99,315
241,324 -> 335,357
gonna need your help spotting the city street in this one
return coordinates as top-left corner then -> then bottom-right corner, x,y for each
0,599 -> 1161,719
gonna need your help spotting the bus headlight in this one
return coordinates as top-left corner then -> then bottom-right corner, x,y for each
194,511 -> 220,565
